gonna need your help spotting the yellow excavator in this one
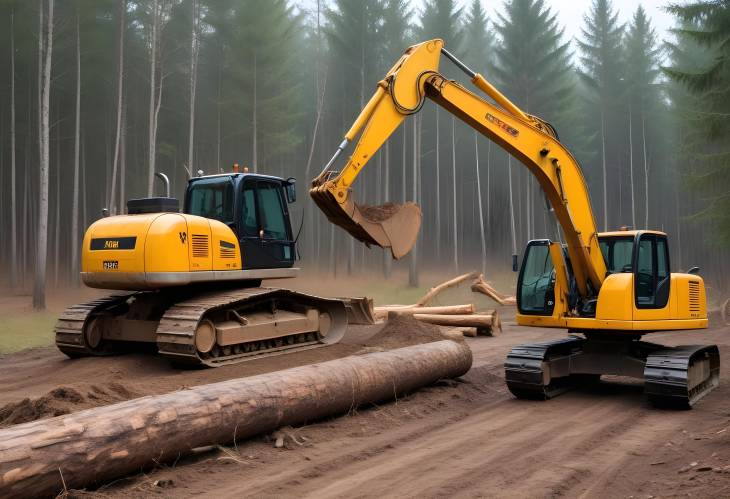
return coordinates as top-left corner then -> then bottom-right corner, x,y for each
311,39 -> 719,408
55,169 -> 372,367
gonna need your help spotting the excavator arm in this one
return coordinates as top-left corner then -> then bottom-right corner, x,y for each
310,39 -> 606,298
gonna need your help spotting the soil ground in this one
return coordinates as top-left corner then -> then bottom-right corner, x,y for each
1,294 -> 729,498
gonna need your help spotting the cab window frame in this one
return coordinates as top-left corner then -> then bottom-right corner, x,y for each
632,233 -> 671,309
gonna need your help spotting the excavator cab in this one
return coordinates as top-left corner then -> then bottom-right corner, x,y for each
185,174 -> 297,270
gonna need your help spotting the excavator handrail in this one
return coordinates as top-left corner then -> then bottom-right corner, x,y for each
310,39 -> 606,298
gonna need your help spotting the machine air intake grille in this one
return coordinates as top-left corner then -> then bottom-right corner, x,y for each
191,234 -> 209,258
219,240 -> 236,259
688,280 -> 701,313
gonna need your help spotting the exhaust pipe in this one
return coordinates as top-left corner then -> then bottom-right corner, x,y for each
155,172 -> 171,198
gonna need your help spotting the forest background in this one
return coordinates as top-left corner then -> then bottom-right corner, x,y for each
0,0 -> 728,309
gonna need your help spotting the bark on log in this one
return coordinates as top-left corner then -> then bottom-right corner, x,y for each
412,311 -> 501,331
415,272 -> 478,306
0,341 -> 471,499
376,304 -> 475,321
471,274 -> 516,306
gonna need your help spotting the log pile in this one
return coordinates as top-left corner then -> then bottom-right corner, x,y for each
373,272 -> 508,336
0,341 -> 472,499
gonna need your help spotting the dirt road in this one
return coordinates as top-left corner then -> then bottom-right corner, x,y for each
1,309 -> 729,498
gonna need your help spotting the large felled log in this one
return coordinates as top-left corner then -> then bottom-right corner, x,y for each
415,272 -> 478,306
412,311 -> 501,332
375,304 -> 475,321
0,341 -> 471,499
471,274 -> 516,306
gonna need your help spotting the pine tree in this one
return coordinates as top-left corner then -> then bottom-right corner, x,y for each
462,0 -> 492,72
493,0 -> 574,244
666,1 -> 730,244
577,0 -> 625,231
624,6 -> 661,229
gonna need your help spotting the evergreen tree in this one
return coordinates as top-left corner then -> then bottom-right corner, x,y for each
462,0 -> 492,72
577,0 -> 625,231
666,0 -> 730,245
624,6 -> 662,229
493,0 -> 575,243
418,0 -> 463,51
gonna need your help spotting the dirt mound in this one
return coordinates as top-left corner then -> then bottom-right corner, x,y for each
0,383 -> 138,427
364,315 -> 460,350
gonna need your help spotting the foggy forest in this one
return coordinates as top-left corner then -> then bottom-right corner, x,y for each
0,0 -> 728,309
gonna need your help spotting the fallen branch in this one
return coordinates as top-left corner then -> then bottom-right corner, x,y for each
0,341 -> 471,499
471,274 -> 516,306
415,272 -> 478,306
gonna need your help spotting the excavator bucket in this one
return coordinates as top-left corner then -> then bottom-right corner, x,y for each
310,184 -> 421,260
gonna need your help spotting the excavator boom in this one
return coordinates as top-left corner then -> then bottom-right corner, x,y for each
310,39 -> 605,297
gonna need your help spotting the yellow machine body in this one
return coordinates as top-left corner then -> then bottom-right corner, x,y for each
81,213 -> 295,290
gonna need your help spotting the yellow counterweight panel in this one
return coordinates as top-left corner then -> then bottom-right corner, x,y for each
595,273 -> 634,321
144,214 -> 194,272
82,213 -> 161,274
210,219 -> 242,270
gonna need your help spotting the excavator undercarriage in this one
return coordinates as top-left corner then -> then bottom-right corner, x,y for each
55,284 -> 368,367
505,335 -> 720,408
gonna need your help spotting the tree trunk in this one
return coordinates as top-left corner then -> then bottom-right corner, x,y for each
642,111 -> 649,229
435,107 -> 441,259
0,341 -> 471,499
10,10 -> 18,289
600,107 -> 608,231
474,131 -> 486,273
628,101 -> 636,229
109,0 -> 125,213
54,105 -> 60,287
147,0 -> 159,196
383,140 -> 392,278
34,0 -> 54,310
409,116 -> 419,288
252,52 -> 257,172
70,11 -> 81,285
451,116 -> 458,274
508,156 -> 517,267
187,0 -> 199,178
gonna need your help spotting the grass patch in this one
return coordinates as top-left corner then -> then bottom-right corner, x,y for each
0,312 -> 57,354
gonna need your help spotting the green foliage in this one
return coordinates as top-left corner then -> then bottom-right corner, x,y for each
418,0 -> 463,51
666,1 -> 730,244
461,0 -> 492,73
492,0 -> 574,127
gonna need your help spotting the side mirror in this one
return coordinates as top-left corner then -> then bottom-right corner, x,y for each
285,178 -> 296,203
687,266 -> 700,275
512,253 -> 519,272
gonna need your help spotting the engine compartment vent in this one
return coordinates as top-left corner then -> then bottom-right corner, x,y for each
688,280 -> 700,313
219,240 -> 236,259
191,234 -> 209,258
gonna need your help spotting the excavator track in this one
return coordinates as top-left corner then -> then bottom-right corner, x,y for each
645,345 -> 720,408
505,337 -> 720,408
54,293 -> 136,357
156,287 -> 349,367
55,287 -> 358,368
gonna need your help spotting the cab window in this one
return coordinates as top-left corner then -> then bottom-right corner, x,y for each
517,241 -> 555,316
186,177 -> 235,224
599,237 -> 633,273
257,182 -> 289,240
241,183 -> 257,236
635,234 -> 671,309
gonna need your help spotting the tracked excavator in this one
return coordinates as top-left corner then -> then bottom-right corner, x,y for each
55,169 -> 373,367
310,39 -> 719,408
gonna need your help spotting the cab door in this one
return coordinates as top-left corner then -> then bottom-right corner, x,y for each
633,233 -> 671,320
238,178 -> 295,269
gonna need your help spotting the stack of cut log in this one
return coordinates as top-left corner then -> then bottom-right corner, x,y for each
373,272 -> 505,337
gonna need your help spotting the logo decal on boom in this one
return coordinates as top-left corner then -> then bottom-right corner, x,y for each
486,113 -> 519,137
